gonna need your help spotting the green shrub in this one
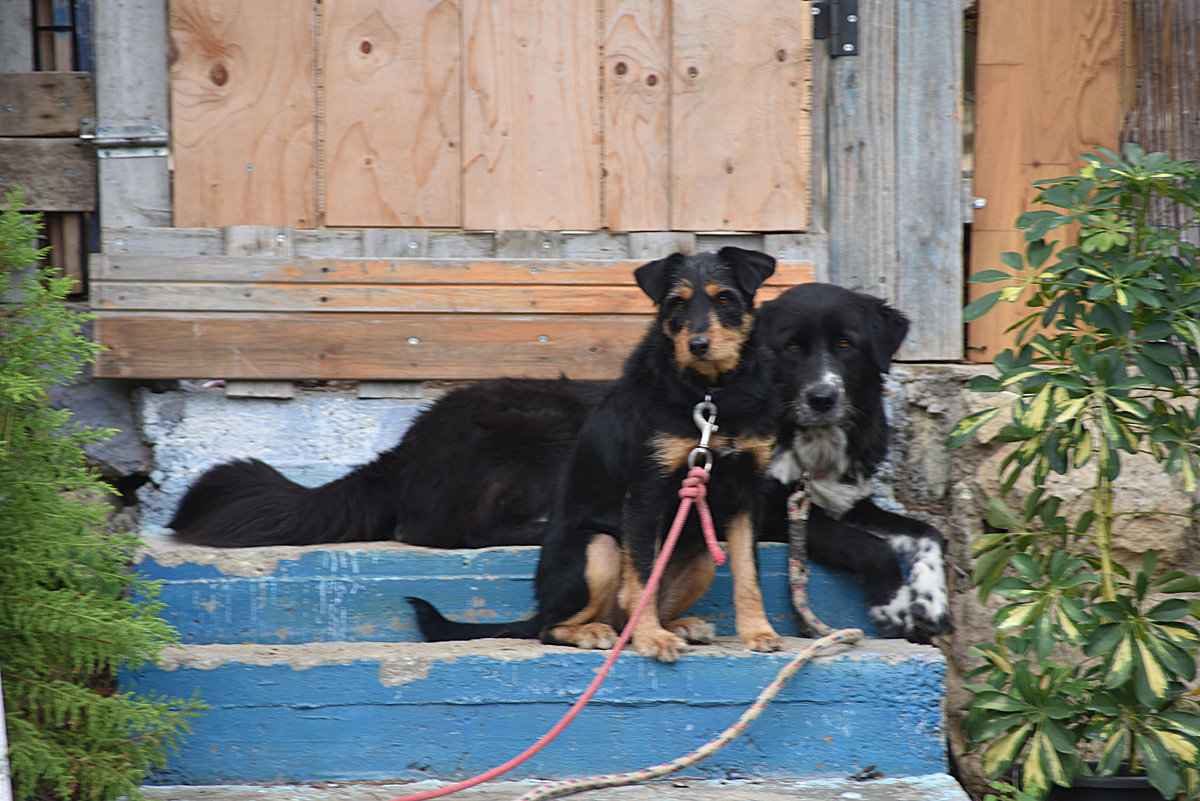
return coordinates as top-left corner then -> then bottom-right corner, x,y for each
0,191 -> 206,801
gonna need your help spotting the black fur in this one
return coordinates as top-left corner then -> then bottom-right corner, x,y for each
755,282 -> 952,643
408,248 -> 784,662
168,377 -> 609,548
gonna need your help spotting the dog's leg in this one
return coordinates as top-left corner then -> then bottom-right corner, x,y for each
813,500 -> 951,643
658,550 -> 717,644
725,512 -> 783,652
543,533 -> 623,650
617,544 -> 695,663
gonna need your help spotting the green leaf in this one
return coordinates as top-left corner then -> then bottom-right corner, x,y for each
966,290 -> 1003,322
983,722 -> 1033,778
972,269 -> 1015,284
949,407 -> 1003,448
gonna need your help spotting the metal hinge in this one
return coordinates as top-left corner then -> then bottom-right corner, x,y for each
79,122 -> 169,159
811,0 -> 859,57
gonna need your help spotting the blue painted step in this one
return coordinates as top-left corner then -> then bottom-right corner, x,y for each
134,539 -> 880,644
124,638 -> 946,785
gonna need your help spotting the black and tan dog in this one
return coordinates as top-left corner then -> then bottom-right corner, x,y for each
407,248 -> 783,662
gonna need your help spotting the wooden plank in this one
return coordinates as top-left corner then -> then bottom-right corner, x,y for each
89,254 -> 816,285
0,4 -> 34,71
461,0 -> 601,230
0,72 -> 94,136
92,314 -> 653,380
91,280 -> 806,313
94,0 -> 171,227
966,0 -> 1121,360
323,0 -> 461,227
601,0 -> 670,231
669,0 -> 810,231
894,0 -> 963,361
826,0 -> 896,294
169,0 -> 316,227
0,138 -> 96,210
1126,0 -> 1200,242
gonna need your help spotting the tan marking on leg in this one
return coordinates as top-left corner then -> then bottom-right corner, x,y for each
548,534 -> 622,650
618,546 -> 688,662
725,512 -> 783,652
659,550 -> 717,643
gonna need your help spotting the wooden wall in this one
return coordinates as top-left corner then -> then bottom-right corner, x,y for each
169,0 -> 812,233
966,0 -> 1123,360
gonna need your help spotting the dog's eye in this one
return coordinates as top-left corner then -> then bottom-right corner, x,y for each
714,291 -> 735,306
786,340 -> 801,351
838,338 -> 851,349
669,297 -> 687,311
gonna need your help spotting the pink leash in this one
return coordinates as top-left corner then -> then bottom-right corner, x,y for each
388,466 -> 724,801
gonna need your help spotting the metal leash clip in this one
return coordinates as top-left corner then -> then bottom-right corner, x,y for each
687,395 -> 719,472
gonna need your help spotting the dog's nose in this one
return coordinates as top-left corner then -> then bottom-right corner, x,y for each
806,388 -> 838,413
688,336 -> 711,356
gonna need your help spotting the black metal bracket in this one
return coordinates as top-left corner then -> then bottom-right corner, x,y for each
811,0 -> 859,57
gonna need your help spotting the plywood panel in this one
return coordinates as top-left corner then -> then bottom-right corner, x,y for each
93,314 -> 651,380
967,0 -> 1121,360
669,0 -> 810,231
601,0 -> 669,231
169,0 -> 316,227
323,0 -> 461,226
461,0 -> 601,230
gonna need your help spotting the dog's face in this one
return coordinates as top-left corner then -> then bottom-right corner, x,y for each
634,248 -> 776,378
756,283 -> 909,428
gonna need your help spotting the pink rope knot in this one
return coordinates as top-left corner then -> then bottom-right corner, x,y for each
673,466 -> 725,565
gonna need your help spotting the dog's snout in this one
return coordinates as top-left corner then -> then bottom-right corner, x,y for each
688,336 -> 711,356
806,387 -> 838,413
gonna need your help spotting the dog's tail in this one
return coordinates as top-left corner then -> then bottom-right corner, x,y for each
168,458 -> 397,547
406,597 -> 543,641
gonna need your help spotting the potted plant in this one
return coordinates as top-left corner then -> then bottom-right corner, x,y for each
950,144 -> 1200,800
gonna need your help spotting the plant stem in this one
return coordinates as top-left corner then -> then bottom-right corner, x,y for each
1095,470 -> 1116,602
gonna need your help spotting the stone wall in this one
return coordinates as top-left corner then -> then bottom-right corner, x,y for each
890,365 -> 1200,798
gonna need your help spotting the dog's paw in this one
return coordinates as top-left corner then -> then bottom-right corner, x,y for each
548,622 -> 618,650
740,628 -> 784,653
667,616 -> 715,644
633,629 -> 690,663
907,605 -> 953,644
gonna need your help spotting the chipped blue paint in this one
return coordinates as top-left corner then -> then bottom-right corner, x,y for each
125,644 -> 946,785
138,544 -> 879,644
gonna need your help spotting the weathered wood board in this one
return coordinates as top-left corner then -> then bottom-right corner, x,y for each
0,138 -> 95,210
90,254 -> 815,379
0,71 -> 94,136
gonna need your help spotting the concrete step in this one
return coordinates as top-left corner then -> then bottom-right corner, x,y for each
141,774 -> 971,801
123,638 -> 949,787
134,539 -> 880,645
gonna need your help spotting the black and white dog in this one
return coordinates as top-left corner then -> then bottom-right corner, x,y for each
756,283 -> 951,643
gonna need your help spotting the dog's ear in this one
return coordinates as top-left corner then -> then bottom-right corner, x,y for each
634,253 -> 685,301
718,247 -> 776,297
870,300 -> 910,373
